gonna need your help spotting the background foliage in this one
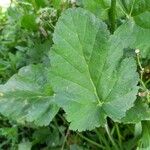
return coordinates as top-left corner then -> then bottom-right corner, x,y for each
0,0 -> 150,149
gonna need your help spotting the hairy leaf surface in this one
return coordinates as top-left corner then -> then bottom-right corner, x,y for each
49,8 -> 139,131
0,65 -> 59,126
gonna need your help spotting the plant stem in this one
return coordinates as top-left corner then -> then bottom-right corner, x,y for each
129,0 -> 136,16
108,0 -> 116,33
95,129 -> 111,150
77,133 -> 105,149
136,51 -> 146,90
120,0 -> 128,13
136,51 -> 150,102
115,123 -> 123,149
61,128 -> 70,150
105,123 -> 119,150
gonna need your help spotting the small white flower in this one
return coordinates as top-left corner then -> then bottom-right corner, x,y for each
135,49 -> 140,54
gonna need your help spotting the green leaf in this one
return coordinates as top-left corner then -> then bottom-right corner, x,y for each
0,127 -> 18,143
27,40 -> 52,64
78,0 -> 111,19
34,0 -> 47,8
18,141 -> 32,150
49,8 -> 139,131
111,19 -> 150,58
0,65 -> 59,126
119,0 -> 150,16
131,0 -> 150,16
137,121 -> 150,149
52,0 -> 62,9
122,100 -> 150,123
77,0 -> 124,20
21,14 -> 38,31
134,11 -> 150,29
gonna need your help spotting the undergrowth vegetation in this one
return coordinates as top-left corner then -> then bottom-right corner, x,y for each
0,0 -> 150,149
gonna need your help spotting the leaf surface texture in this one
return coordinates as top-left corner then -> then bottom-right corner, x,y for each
49,8 -> 139,131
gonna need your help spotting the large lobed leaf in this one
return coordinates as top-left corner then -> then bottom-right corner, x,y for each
0,65 -> 59,126
49,8 -> 139,131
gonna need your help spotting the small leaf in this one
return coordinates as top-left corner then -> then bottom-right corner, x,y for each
77,0 -> 111,19
21,14 -> 38,31
122,100 -> 150,123
0,65 -> 59,126
111,20 -> 150,58
131,0 -> 150,16
119,0 -> 150,16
